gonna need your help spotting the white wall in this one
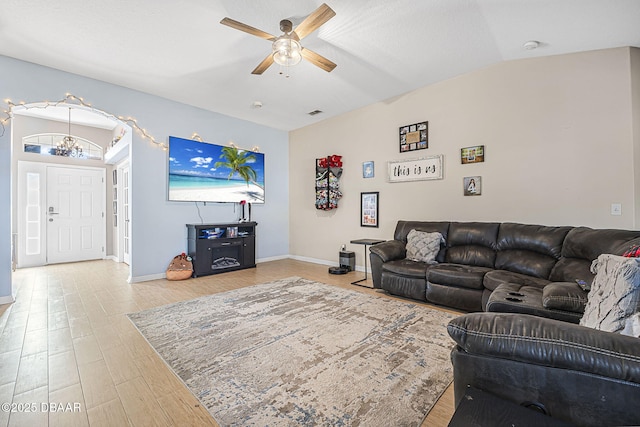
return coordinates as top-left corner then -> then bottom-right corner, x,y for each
631,48 -> 640,227
0,55 -> 289,300
289,47 -> 639,270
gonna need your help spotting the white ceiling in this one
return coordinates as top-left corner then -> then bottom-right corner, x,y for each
2,0 -> 639,131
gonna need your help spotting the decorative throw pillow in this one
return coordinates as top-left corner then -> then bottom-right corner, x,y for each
580,254 -> 640,333
623,245 -> 640,258
406,230 -> 444,264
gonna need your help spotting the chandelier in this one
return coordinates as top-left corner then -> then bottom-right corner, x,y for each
55,107 -> 83,157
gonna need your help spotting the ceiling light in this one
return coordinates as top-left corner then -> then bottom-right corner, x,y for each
272,35 -> 302,67
55,107 -> 82,157
523,40 -> 539,50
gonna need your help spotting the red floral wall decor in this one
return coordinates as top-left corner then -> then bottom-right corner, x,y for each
315,155 -> 343,210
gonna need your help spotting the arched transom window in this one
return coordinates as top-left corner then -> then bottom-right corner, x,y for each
23,133 -> 104,160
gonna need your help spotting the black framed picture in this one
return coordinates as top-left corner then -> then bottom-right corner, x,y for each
399,121 -> 428,152
360,192 -> 379,227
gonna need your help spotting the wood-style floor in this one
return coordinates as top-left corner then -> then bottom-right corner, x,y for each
0,258 -> 461,426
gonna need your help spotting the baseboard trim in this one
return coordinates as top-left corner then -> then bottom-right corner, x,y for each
288,255 -> 364,272
128,255 -> 365,284
128,272 -> 166,284
257,255 -> 290,263
0,295 -> 16,305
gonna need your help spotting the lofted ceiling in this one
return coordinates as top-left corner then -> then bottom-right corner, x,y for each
1,0 -> 639,131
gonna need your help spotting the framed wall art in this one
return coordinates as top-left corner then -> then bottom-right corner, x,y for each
399,121 -> 428,152
388,155 -> 443,183
463,176 -> 482,196
362,161 -> 374,178
360,192 -> 379,227
461,145 -> 484,164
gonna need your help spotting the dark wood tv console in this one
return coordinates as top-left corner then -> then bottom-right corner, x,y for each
186,222 -> 257,277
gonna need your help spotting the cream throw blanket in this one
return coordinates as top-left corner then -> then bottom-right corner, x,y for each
580,254 -> 640,336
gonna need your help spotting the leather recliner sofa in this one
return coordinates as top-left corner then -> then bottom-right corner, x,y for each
370,220 -> 640,426
369,220 -> 640,316
447,312 -> 640,426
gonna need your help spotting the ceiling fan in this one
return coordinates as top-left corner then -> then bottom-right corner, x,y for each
220,3 -> 337,75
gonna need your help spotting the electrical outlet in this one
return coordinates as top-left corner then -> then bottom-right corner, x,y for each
611,203 -> 622,216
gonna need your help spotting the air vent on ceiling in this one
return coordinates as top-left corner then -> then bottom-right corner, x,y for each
308,110 -> 323,116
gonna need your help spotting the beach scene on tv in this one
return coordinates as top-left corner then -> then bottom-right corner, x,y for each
168,136 -> 265,203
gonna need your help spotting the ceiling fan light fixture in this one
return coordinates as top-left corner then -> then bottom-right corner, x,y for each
272,36 -> 302,67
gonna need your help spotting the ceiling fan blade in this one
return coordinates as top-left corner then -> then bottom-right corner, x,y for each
294,3 -> 336,40
252,54 -> 274,75
220,17 -> 276,41
301,48 -> 336,72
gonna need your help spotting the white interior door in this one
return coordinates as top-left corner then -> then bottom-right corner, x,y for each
120,164 -> 131,265
46,166 -> 105,264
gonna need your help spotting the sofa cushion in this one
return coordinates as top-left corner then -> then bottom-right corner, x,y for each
495,223 -> 571,279
486,283 -> 582,323
580,254 -> 640,333
542,282 -> 587,313
562,227 -> 640,260
483,270 -> 550,291
369,239 -> 406,263
393,221 -> 450,263
445,222 -> 499,268
406,230 -> 444,264
381,271 -> 427,301
381,259 -> 428,278
497,223 -> 570,258
549,228 -> 640,288
548,257 -> 594,286
426,282 -> 483,312
427,264 -> 492,290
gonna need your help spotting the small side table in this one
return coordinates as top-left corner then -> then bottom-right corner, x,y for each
350,239 -> 385,287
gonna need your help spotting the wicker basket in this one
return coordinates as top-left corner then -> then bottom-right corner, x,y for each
166,254 -> 193,281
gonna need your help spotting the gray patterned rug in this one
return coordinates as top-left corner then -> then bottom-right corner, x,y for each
127,277 -> 456,426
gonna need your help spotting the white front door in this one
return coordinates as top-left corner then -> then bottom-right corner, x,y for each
46,166 -> 105,264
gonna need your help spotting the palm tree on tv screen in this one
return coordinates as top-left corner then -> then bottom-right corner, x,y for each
215,146 -> 263,190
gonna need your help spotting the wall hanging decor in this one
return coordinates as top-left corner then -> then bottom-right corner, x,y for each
315,155 -> 343,210
464,176 -> 482,196
360,192 -> 379,227
362,161 -> 375,178
461,145 -> 485,164
399,121 -> 428,152
388,155 -> 443,183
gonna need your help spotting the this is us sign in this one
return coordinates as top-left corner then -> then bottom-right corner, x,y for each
388,155 -> 444,183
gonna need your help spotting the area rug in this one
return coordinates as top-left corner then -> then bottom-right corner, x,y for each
127,277 -> 457,426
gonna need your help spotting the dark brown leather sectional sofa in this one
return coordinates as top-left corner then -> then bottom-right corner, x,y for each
370,220 -> 640,317
369,220 -> 640,426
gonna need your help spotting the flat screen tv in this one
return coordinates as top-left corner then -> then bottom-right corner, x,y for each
168,136 -> 265,203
